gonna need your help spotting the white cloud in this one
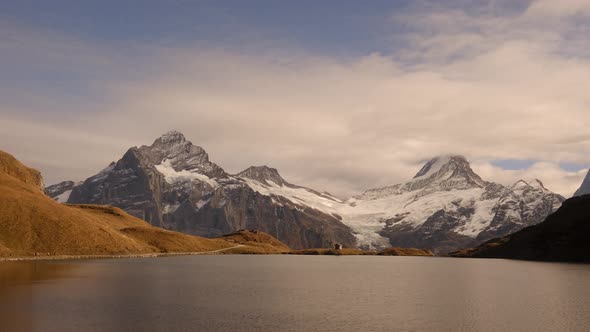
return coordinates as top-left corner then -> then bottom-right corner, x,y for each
472,161 -> 587,197
0,0 -> 589,198
525,0 -> 590,18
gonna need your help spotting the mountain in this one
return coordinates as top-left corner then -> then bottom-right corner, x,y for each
0,150 -> 288,257
44,180 -> 81,203
47,133 -> 563,253
64,131 -> 356,249
451,194 -> 590,262
574,169 -> 590,197
340,156 -> 565,253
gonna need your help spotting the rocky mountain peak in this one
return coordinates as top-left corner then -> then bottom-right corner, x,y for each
511,180 -> 530,189
410,154 -> 486,190
413,155 -> 470,178
153,130 -> 186,146
529,179 -> 546,189
238,166 -> 289,186
574,169 -> 590,197
510,179 -> 549,193
133,131 -> 227,178
149,130 -> 206,158
355,155 -> 487,200
150,130 -> 206,157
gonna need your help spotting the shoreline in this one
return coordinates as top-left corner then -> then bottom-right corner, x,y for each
0,245 -> 245,262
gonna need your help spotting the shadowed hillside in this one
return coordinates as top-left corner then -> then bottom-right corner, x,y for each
451,195 -> 590,262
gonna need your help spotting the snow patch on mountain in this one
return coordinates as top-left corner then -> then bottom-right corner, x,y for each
574,169 -> 590,197
155,159 -> 219,188
241,178 -> 342,212
341,187 -> 499,246
413,155 -> 452,179
195,198 -> 211,210
240,176 -> 390,247
455,199 -> 497,237
163,203 -> 180,214
45,180 -> 83,203
55,190 -> 72,203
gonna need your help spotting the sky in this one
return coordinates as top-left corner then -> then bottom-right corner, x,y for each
1,0 -> 589,198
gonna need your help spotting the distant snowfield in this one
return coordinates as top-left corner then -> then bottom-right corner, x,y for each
55,190 -> 72,203
241,177 -> 392,246
155,159 -> 219,188
241,178 -> 500,248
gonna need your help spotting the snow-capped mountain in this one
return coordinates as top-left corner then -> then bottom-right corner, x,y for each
238,165 -> 345,211
63,131 -> 355,249
44,180 -> 82,203
340,156 -> 564,253
574,169 -> 590,197
47,132 -> 564,253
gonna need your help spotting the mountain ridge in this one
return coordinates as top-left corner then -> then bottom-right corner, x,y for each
237,165 -> 290,187
47,132 -> 564,253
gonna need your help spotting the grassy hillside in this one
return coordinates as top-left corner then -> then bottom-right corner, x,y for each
0,151 -> 43,188
219,230 -> 291,254
0,150 -> 287,258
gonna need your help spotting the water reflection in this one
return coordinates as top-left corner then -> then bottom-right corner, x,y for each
0,262 -> 77,331
0,257 -> 589,331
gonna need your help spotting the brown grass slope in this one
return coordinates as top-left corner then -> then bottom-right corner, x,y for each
0,151 -> 43,188
378,247 -> 434,256
0,150 -> 289,257
219,230 -> 291,254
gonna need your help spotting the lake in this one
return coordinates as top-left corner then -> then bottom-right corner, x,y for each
1,256 -> 589,331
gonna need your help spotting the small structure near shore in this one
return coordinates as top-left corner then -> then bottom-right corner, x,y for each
334,243 -> 343,250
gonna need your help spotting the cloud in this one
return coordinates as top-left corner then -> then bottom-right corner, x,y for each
525,0 -> 590,18
0,0 -> 589,198
471,161 -> 586,197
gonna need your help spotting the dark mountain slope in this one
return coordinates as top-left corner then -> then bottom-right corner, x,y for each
451,194 -> 590,262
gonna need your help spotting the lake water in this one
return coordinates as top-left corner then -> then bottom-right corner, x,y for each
1,256 -> 589,331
